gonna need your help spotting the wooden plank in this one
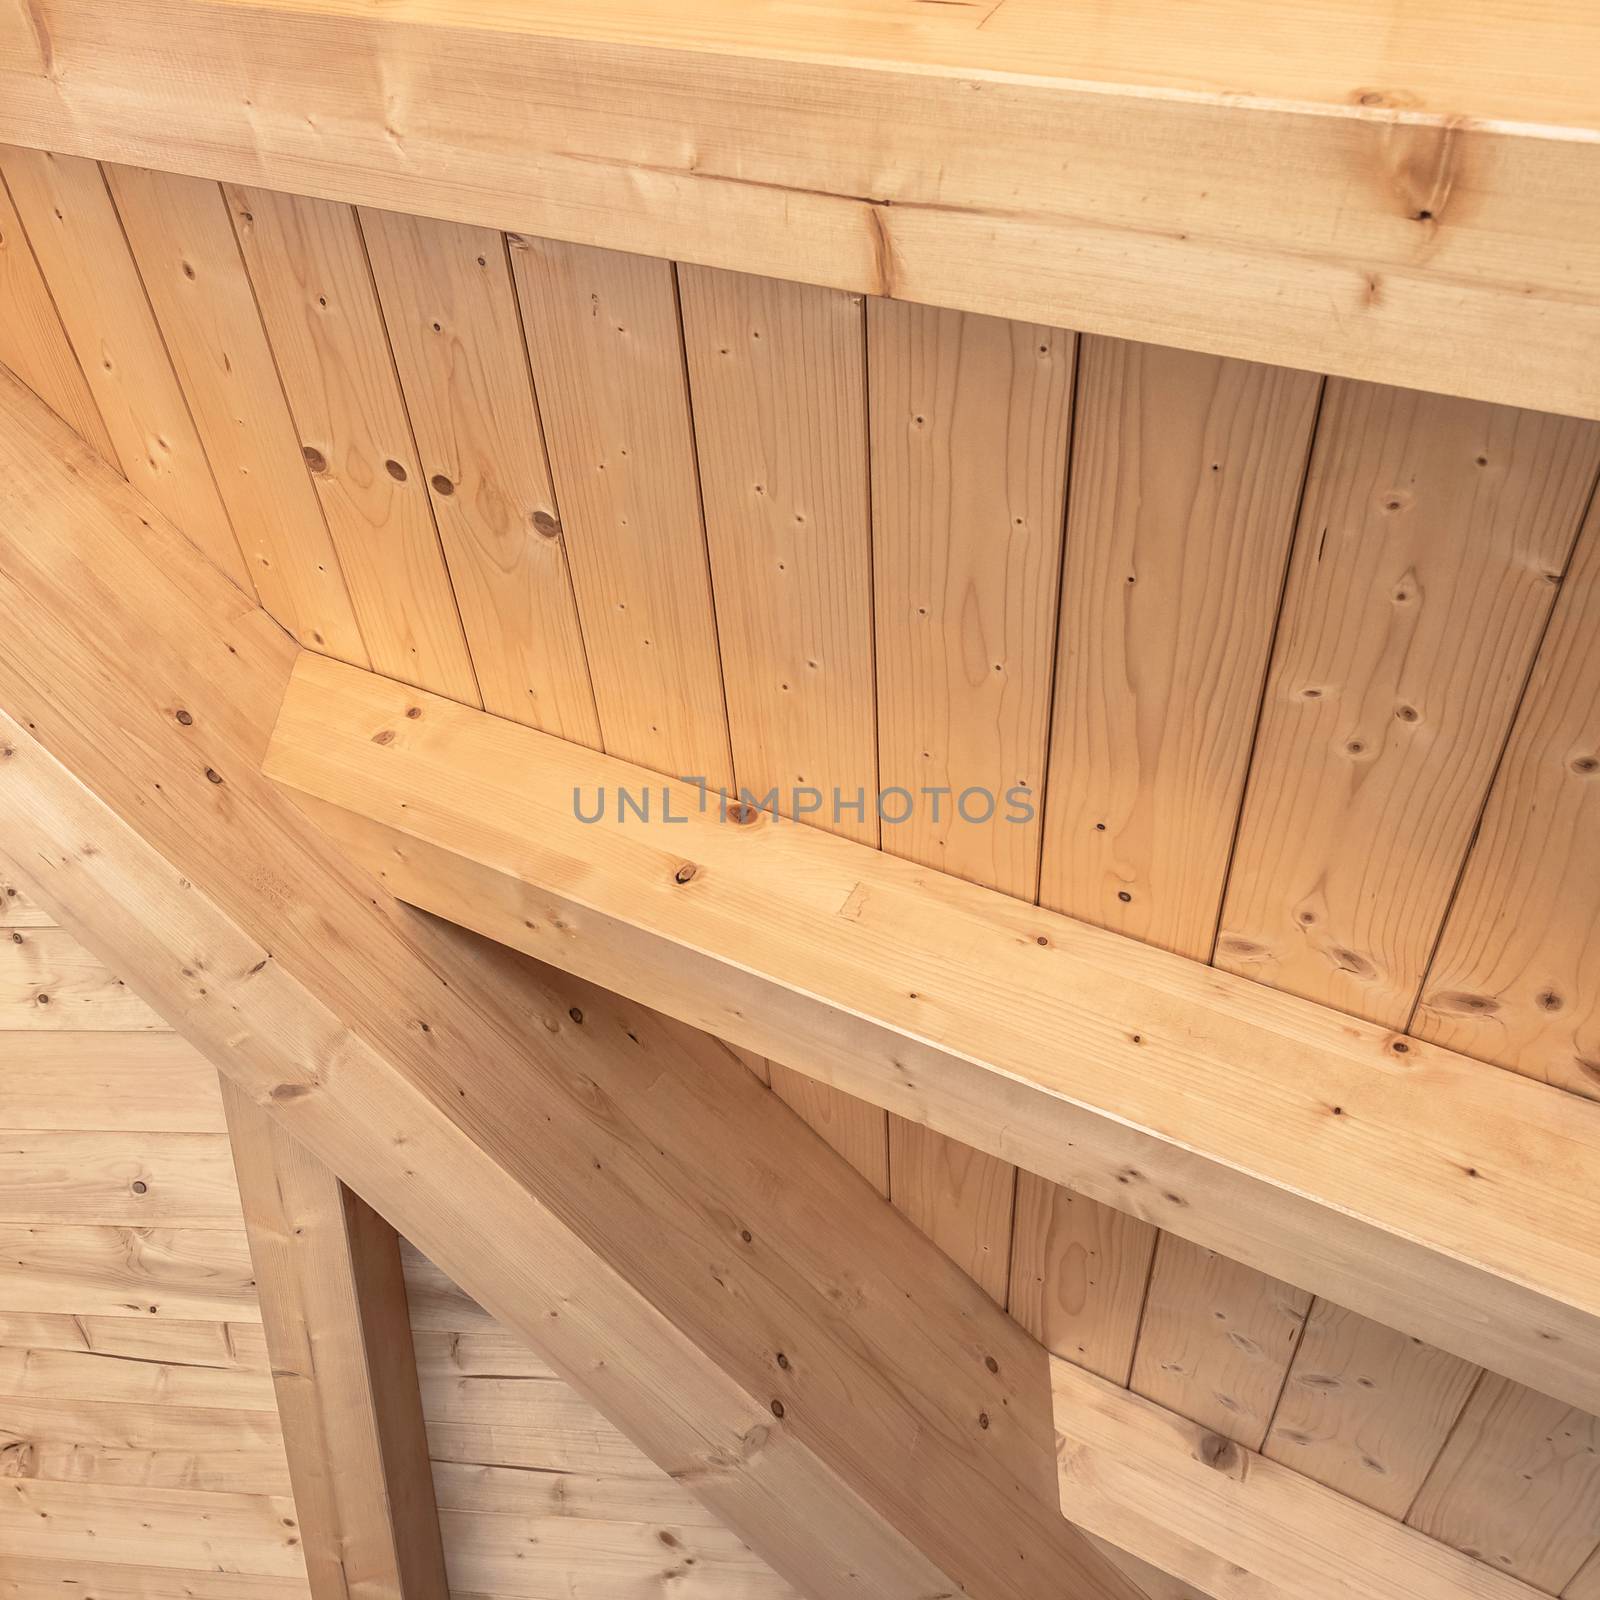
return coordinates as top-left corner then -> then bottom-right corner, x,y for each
0,1342 -> 273,1408
0,1223 -> 259,1321
430,1458 -> 714,1529
0,926 -> 167,1031
0,1034 -> 223,1131
266,648 -> 1600,1415
4,3 -> 1600,419
1052,1356 -> 1557,1600
677,263 -> 887,1191
0,162 -> 115,460
355,206 -> 600,744
887,1116 -> 1016,1307
0,145 -> 250,588
0,373 -> 1140,1600
1262,1301 -> 1478,1516
223,1079 -> 447,1600
868,298 -> 1070,900
678,267 -> 877,848
0,1396 -> 290,1493
1,1558 -> 307,1600
0,1480 -> 304,1577
0,1310 -> 268,1369
0,1131 -> 243,1225
1216,383 -> 1600,1026
1415,496 -> 1600,1098
868,299 -> 1071,1299
1009,1178 -> 1156,1385
438,1509 -> 796,1600
0,865 -> 52,926
102,162 -> 367,663
1129,1236 -> 1310,1450
411,1326 -> 555,1381
417,1372 -> 659,1479
509,238 -> 731,784
1408,1377 -> 1600,1591
1038,338 -> 1317,955
227,186 -> 478,703
765,1064 -> 888,1197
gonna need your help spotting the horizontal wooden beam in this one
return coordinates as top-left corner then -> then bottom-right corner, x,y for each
0,367 -> 1142,1600
265,652 -> 1600,1417
1050,1359 -> 1548,1600
2,1 -> 1598,418
222,1079 -> 447,1600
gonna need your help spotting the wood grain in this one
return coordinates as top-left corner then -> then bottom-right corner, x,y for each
1408,1377 -> 1600,1590
1038,337 -> 1318,956
6,1 -> 1600,418
510,238 -> 732,784
357,206 -> 600,744
1008,1178 -> 1156,1384
1262,1302 -> 1478,1515
0,926 -> 167,1031
227,185 -> 477,703
1217,382 -> 1600,1025
1130,1236 -> 1311,1450
102,162 -> 366,663
0,145 -> 249,589
0,161 -> 114,461
1416,494 -> 1600,1098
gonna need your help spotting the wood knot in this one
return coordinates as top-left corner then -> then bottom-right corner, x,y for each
371,729 -> 396,746
532,510 -> 562,538
301,445 -> 328,475
1197,1433 -> 1238,1472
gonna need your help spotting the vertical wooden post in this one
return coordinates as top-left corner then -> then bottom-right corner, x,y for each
221,1077 -> 448,1600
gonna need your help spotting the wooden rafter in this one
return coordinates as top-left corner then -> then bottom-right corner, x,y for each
0,367 -> 1145,1600
222,1080 -> 447,1600
262,652 -> 1600,1418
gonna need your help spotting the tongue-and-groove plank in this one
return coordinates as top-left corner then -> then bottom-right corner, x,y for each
0,145 -> 251,590
0,161 -> 115,463
224,186 -> 479,706
101,162 -> 367,665
355,206 -> 602,747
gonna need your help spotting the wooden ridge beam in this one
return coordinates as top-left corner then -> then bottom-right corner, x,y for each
0,367 -> 1143,1600
1050,1359 -> 1551,1600
263,652 -> 1600,1417
222,1080 -> 448,1600
1,1 -> 1598,419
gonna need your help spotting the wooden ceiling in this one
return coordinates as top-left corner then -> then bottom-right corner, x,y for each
1,3 -> 1598,1592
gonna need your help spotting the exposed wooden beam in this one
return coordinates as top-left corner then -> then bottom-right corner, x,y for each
1050,1359 -> 1552,1600
1,1 -> 1598,419
221,1079 -> 447,1600
264,652 -> 1600,1417
0,368 -> 1142,1600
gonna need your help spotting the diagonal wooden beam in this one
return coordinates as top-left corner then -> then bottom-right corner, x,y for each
0,367 -> 1142,1600
261,651 -> 1600,1418
221,1079 -> 447,1600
